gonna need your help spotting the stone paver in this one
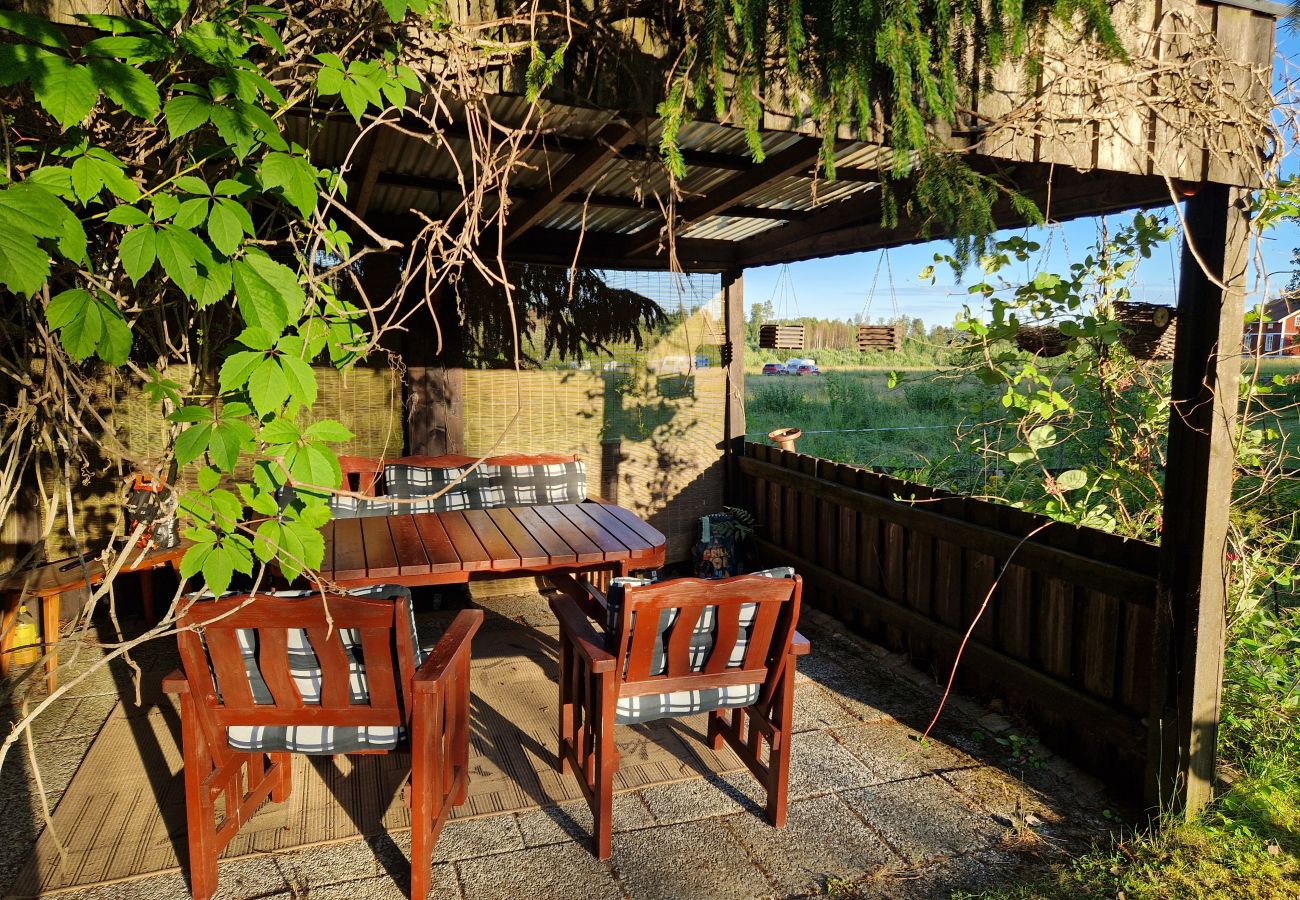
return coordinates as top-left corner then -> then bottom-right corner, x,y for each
458,841 -> 620,900
433,813 -> 526,862
840,776 -> 1006,864
788,729 -> 882,799
516,794 -> 656,847
723,793 -> 901,896
791,680 -> 863,733
832,721 -> 975,782
639,772 -> 764,825
611,819 -> 773,900
275,839 -> 383,888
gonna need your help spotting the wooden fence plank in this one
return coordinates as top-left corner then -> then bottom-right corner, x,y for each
739,455 -> 1156,599
1081,590 -> 1122,700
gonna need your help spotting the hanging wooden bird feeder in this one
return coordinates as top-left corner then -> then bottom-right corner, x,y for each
1015,325 -> 1070,358
857,324 -> 902,353
1115,301 -> 1177,360
759,323 -> 806,350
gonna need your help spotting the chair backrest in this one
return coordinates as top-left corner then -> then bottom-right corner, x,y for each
338,456 -> 386,496
176,591 -> 419,738
610,574 -> 802,701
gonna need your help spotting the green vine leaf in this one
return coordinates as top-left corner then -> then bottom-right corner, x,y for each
29,56 -> 98,129
145,0 -> 190,31
163,94 -> 214,141
87,57 -> 162,118
0,43 -> 54,85
259,151 -> 319,217
0,10 -> 70,50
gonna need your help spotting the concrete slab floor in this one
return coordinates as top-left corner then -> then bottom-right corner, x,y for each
0,592 -> 1116,899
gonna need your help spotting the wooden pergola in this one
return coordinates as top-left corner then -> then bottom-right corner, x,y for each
305,0 -> 1283,814
28,0 -> 1282,815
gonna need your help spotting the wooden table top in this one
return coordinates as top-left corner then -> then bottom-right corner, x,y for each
319,502 -> 667,586
0,543 -> 187,599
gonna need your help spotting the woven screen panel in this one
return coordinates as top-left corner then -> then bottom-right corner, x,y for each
39,365 -> 402,558
462,296 -> 727,563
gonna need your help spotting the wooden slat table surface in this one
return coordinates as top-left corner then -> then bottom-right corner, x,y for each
317,502 -> 666,588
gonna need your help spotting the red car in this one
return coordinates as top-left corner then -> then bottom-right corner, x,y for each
794,365 -> 820,376
762,363 -> 784,375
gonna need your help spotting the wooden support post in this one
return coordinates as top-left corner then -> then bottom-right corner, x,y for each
1146,184 -> 1250,815
723,269 -> 746,504
401,281 -> 466,457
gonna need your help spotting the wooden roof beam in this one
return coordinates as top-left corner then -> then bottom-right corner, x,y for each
350,129 -> 394,218
626,137 -> 824,257
734,165 -> 1174,267
501,117 -> 647,246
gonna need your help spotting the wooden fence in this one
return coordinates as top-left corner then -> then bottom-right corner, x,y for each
739,443 -> 1159,790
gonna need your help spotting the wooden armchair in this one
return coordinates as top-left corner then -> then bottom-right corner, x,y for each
163,588 -> 482,900
550,572 -> 809,858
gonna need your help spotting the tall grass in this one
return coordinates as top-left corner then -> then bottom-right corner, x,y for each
745,369 -> 991,471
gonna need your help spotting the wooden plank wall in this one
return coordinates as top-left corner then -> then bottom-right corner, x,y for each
740,443 -> 1159,791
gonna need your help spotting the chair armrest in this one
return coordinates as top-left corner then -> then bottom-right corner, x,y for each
549,594 -> 615,673
792,631 -> 811,656
413,609 -> 484,693
162,669 -> 190,695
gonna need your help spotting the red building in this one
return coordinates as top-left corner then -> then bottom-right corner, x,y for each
1243,296 -> 1300,356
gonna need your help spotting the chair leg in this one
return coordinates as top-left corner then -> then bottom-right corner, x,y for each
410,691 -> 439,900
556,636 -> 570,774
179,693 -> 220,900
270,752 -> 292,802
593,673 -> 618,860
765,657 -> 797,828
706,710 -> 726,751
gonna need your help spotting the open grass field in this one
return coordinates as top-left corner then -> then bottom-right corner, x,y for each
746,357 -> 1300,475
756,356 -> 1300,900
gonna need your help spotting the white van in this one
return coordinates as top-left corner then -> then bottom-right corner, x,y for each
784,358 -> 815,374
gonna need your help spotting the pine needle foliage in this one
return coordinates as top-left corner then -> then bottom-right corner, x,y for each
657,0 -> 1126,258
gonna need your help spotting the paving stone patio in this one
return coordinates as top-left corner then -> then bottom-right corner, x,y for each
0,590 -> 1115,899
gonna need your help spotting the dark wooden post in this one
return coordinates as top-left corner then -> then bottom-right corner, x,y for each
722,269 -> 746,504
404,286 -> 465,457
1146,184 -> 1250,815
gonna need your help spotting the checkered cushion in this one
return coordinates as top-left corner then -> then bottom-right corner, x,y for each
199,586 -> 424,754
616,684 -> 760,724
275,488 -> 397,519
608,567 -> 796,725
483,461 -> 586,507
383,464 -> 479,512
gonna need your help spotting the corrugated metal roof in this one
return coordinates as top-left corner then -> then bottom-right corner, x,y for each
304,97 -> 900,260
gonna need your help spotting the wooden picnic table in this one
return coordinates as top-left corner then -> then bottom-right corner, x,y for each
317,502 -> 667,588
0,543 -> 188,692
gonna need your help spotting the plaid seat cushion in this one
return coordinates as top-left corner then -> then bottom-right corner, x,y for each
616,684 -> 760,724
383,463 -> 479,512
482,461 -> 586,507
205,586 -> 424,754
608,567 -> 795,725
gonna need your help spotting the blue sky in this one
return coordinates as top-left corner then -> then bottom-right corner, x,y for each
745,24 -> 1300,327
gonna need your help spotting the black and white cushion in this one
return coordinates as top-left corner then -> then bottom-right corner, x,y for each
275,487 -> 396,519
485,461 -> 586,507
201,586 -> 424,754
383,464 -> 478,512
608,567 -> 795,725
